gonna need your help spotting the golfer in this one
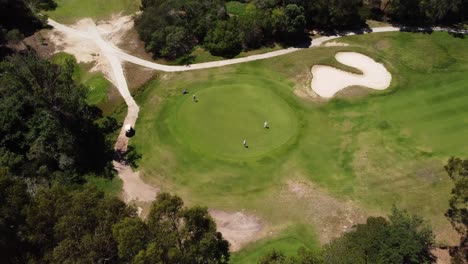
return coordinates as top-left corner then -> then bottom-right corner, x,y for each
264,121 -> 268,128
243,139 -> 247,147
193,94 -> 196,101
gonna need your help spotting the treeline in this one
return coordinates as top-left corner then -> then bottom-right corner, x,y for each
258,157 -> 468,264
0,52 -> 116,184
0,178 -> 230,264
135,0 -> 363,60
384,0 -> 468,25
135,0 -> 468,60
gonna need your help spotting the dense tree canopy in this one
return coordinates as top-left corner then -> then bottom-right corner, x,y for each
0,177 -> 230,264
323,208 -> 435,263
0,53 -> 115,183
444,157 -> 468,263
204,18 -> 243,58
135,0 -> 227,59
136,0 -> 468,60
0,0 -> 56,47
387,0 -> 467,24
118,193 -> 230,264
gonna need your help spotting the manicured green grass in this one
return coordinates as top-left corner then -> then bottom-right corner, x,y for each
226,1 -> 248,17
131,32 -> 468,262
51,52 -> 111,106
47,0 -> 140,23
171,84 -> 298,159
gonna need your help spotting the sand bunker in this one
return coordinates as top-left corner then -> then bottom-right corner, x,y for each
209,209 -> 263,252
311,52 -> 392,98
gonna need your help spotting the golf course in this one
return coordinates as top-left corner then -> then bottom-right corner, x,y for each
3,0 -> 468,262
130,31 -> 468,262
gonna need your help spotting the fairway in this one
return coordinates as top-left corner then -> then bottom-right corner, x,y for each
132,32 -> 468,263
171,85 -> 298,159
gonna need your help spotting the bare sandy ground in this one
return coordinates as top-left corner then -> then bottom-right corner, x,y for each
209,210 -> 264,252
113,161 -> 159,203
311,52 -> 392,98
283,180 -> 369,244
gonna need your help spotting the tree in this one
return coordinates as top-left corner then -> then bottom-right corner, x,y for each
323,208 -> 435,264
259,250 -> 289,264
204,18 -> 243,58
135,0 -> 227,60
113,218 -> 149,262
444,157 -> 468,263
258,248 -> 323,264
0,173 -> 30,264
24,185 -> 135,263
130,193 -> 230,264
0,52 -> 115,182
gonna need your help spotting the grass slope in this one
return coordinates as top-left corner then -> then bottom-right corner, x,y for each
47,0 -> 140,23
132,32 -> 467,262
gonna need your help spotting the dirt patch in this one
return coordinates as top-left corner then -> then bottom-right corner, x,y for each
113,161 -> 159,203
281,180 -> 369,244
433,248 -> 451,264
47,15 -> 135,82
123,62 -> 156,93
209,209 -> 264,252
23,30 -> 56,59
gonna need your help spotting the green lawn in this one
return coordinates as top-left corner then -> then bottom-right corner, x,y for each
171,84 -> 298,159
131,32 -> 467,262
47,0 -> 140,23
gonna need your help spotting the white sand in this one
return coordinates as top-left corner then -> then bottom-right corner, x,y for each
311,52 -> 392,98
323,41 -> 349,47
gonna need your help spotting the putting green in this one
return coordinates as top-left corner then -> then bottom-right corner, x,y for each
169,84 -> 298,159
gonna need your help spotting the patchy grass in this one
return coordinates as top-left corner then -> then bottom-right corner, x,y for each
47,0 -> 140,24
231,225 -> 320,264
131,32 -> 466,262
226,1 -> 248,17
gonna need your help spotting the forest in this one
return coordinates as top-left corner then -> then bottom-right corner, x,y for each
135,0 -> 468,59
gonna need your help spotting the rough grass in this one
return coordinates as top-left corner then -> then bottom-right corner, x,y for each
85,176 -> 123,197
47,0 -> 140,23
226,1 -> 248,17
131,32 -> 467,262
230,225 -> 320,264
